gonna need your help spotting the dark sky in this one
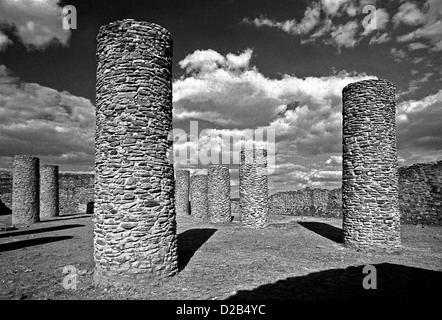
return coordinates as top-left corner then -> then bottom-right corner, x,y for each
2,0 -> 438,101
0,0 -> 441,194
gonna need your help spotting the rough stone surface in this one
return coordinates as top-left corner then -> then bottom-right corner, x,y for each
0,170 -> 12,214
175,170 -> 189,216
342,79 -> 401,252
399,160 -> 442,225
239,149 -> 269,228
59,172 -> 94,215
190,174 -> 208,219
269,188 -> 342,217
94,19 -> 178,287
39,165 -> 59,219
230,198 -> 240,217
1,170 -> 93,215
208,165 -> 231,223
12,155 -> 40,225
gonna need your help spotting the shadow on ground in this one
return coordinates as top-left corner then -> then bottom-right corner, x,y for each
46,215 -> 91,222
227,263 -> 442,299
298,222 -> 343,243
0,224 -> 84,239
178,228 -> 217,271
0,236 -> 73,252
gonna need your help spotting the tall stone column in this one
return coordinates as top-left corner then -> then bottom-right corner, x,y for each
208,165 -> 231,223
40,164 -> 59,219
175,170 -> 190,216
190,174 -> 208,219
342,79 -> 401,252
239,148 -> 269,228
94,19 -> 178,287
12,155 -> 40,225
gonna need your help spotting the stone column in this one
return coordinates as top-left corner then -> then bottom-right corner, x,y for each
12,155 -> 40,225
208,165 -> 231,223
239,148 -> 269,228
40,164 -> 59,219
94,19 -> 178,287
175,170 -> 190,216
342,79 -> 401,252
190,174 -> 208,219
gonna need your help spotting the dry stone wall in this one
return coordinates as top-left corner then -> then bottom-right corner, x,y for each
269,188 -> 342,217
190,174 -> 208,219
175,170 -> 190,216
94,19 -> 178,287
208,165 -> 231,223
12,155 -> 40,225
399,161 -> 442,225
59,172 -> 94,215
239,149 -> 269,228
342,79 -> 401,252
1,170 -> 93,215
39,165 -> 59,219
0,170 -> 12,214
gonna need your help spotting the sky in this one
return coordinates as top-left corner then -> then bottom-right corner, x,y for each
0,0 -> 441,196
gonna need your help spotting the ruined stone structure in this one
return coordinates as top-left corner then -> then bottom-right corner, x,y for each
94,19 -> 178,287
190,174 -> 208,219
230,198 -> 240,218
399,161 -> 442,225
39,164 -> 59,219
208,165 -> 231,223
59,172 -> 94,215
342,79 -> 401,252
269,188 -> 342,217
12,155 -> 40,225
239,149 -> 269,228
0,170 -> 12,214
175,170 -> 190,216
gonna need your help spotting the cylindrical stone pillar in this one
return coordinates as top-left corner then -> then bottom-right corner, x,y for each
342,79 -> 401,252
94,19 -> 178,287
208,165 -> 231,223
239,148 -> 269,228
175,170 -> 190,216
40,164 -> 59,219
190,174 -> 208,219
12,155 -> 40,225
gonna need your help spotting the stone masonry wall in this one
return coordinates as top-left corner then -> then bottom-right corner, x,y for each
175,170 -> 190,216
269,188 -> 342,217
0,170 -> 12,214
208,165 -> 231,223
59,172 -> 94,215
190,174 -> 208,219
0,170 -> 93,215
40,165 -> 59,219
94,19 -> 178,287
239,149 -> 269,228
12,155 -> 40,225
399,160 -> 442,225
342,79 -> 401,252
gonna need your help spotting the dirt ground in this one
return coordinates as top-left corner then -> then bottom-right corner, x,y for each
0,212 -> 441,300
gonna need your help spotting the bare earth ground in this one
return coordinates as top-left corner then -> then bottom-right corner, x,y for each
0,212 -> 441,300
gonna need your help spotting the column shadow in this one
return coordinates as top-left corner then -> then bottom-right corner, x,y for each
0,224 -> 84,239
227,263 -> 442,299
298,222 -> 343,243
0,236 -> 72,252
177,228 -> 217,271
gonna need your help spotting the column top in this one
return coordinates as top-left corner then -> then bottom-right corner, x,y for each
98,19 -> 172,43
342,79 -> 395,95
